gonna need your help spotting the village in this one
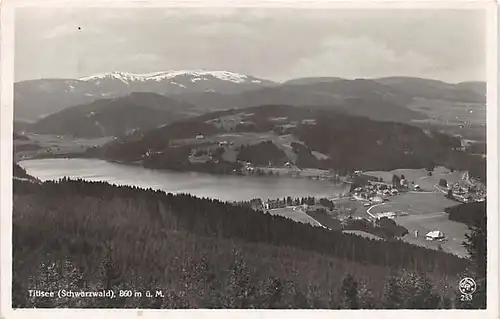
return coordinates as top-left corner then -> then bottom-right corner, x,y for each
239,166 -> 486,257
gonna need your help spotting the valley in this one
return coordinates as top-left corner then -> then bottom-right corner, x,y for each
11,71 -> 488,309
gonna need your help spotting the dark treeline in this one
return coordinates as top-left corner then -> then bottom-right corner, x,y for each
466,142 -> 486,155
140,145 -> 241,175
342,217 -> 409,240
13,179 -> 485,308
294,113 -> 485,182
290,142 -> 324,169
13,163 -> 31,180
237,141 -> 288,166
449,201 -> 487,308
446,201 -> 486,228
12,163 -> 39,182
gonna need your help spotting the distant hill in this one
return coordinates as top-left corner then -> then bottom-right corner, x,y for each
173,79 -> 426,123
282,77 -> 344,85
14,71 -> 276,121
374,77 -> 485,103
14,78 -> 107,122
15,72 -> 484,124
455,81 -> 487,97
171,77 -> 485,124
29,92 -> 198,138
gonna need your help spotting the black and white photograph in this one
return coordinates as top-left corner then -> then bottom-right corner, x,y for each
1,0 -> 498,316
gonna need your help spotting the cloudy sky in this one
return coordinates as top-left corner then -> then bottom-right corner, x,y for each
15,7 -> 486,83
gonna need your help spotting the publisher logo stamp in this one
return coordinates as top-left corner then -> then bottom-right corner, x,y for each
459,277 -> 476,297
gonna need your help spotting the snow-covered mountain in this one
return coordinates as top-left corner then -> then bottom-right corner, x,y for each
14,70 -> 276,121
79,70 -> 264,84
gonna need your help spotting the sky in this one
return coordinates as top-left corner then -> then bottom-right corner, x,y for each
14,7 -> 487,83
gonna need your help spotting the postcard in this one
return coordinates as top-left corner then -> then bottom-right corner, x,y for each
1,0 -> 497,318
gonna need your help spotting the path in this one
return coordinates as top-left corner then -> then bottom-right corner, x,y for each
434,184 -> 448,194
292,206 -> 328,228
366,203 -> 386,218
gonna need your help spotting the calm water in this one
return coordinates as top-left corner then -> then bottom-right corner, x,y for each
18,159 -> 347,202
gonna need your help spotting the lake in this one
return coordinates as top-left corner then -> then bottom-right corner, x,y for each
18,158 -> 348,202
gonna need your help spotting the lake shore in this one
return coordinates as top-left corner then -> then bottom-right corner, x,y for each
18,158 -> 348,202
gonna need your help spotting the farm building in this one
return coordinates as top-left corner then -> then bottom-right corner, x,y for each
425,230 -> 445,241
374,212 -> 396,219
371,196 -> 384,204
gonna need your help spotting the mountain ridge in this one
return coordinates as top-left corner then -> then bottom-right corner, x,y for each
15,71 -> 486,126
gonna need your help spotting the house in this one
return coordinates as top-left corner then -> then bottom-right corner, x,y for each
375,212 -> 396,219
249,198 -> 264,210
426,230 -> 445,241
264,199 -> 286,210
371,196 -> 384,204
301,119 -> 316,125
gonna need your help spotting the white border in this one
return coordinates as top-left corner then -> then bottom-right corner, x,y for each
1,0 -> 498,318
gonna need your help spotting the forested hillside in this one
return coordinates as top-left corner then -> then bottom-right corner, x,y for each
29,93 -> 197,138
13,179 -> 486,308
13,163 -> 39,182
94,105 -> 486,182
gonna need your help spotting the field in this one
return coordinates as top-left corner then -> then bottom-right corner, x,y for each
173,131 -> 329,164
407,98 -> 486,126
362,167 -> 473,257
364,166 -> 466,192
13,133 -> 113,162
260,167 -> 333,178
407,98 -> 486,142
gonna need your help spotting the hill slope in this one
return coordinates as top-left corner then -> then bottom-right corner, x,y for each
374,77 -> 485,103
13,178 -> 479,308
29,92 -> 197,138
